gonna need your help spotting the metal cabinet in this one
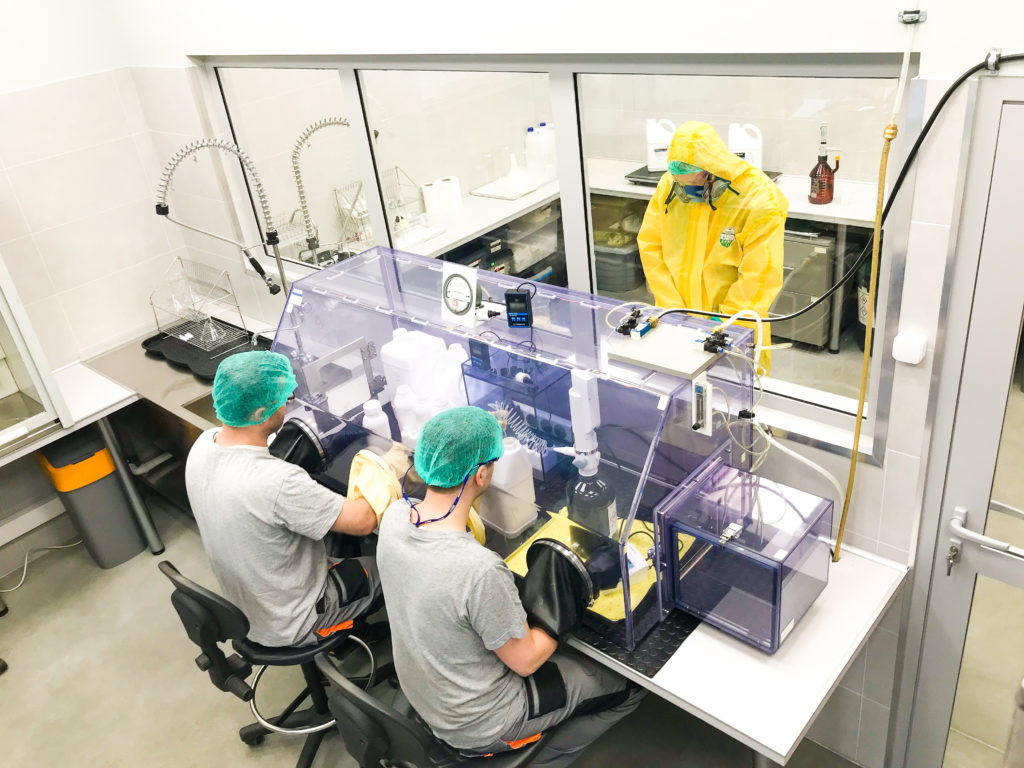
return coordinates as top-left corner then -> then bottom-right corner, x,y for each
771,231 -> 837,350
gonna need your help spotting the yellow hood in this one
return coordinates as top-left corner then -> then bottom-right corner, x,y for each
667,121 -> 748,182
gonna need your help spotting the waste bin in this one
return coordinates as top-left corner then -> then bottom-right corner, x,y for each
37,426 -> 146,569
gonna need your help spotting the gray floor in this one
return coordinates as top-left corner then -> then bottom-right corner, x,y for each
0,500 -> 857,767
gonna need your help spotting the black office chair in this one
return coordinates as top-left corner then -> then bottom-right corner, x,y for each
158,561 -> 385,768
315,653 -> 552,768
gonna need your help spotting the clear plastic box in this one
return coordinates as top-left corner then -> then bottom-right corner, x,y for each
657,462 -> 833,653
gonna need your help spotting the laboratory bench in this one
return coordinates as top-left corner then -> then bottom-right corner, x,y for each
15,332 -> 906,768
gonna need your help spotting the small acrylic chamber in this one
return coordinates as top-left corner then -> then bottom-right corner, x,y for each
658,462 -> 833,653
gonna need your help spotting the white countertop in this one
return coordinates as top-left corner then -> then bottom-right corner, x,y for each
571,547 -> 907,764
586,157 -> 877,228
396,180 -> 561,258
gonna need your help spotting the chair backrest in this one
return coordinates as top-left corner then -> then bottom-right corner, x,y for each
158,561 -> 255,701
315,654 -> 452,767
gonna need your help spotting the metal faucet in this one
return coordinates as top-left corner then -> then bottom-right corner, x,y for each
291,117 -> 350,266
155,138 -> 288,295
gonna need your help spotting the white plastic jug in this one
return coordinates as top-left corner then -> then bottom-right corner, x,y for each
728,123 -> 763,169
646,119 -> 676,173
380,328 -> 445,402
481,438 -> 538,537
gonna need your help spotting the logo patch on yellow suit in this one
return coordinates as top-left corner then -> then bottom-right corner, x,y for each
719,226 -> 736,248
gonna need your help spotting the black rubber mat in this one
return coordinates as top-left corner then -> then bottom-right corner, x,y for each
142,323 -> 271,381
576,611 -> 701,678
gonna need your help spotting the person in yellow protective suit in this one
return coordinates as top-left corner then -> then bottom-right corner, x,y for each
636,121 -> 788,373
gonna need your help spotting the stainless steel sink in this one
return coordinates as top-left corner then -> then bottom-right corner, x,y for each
182,393 -> 219,424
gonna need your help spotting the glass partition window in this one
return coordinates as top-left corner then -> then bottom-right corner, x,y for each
579,73 -> 897,405
217,68 -> 378,267
361,70 -> 569,287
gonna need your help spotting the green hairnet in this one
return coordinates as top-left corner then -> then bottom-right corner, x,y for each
668,160 -> 705,176
415,406 -> 504,488
212,351 -> 297,427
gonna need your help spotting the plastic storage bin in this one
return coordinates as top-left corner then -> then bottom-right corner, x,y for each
660,463 -> 832,653
594,233 -> 644,293
37,426 -> 145,569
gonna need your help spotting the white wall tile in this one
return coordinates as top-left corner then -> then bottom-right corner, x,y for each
876,543 -> 910,565
33,202 -> 174,293
857,699 -> 892,768
839,645 -> 867,695
878,450 -> 922,552
130,67 -> 205,136
59,252 -> 173,358
0,237 -> 54,304
0,71 -> 132,168
0,167 -> 30,243
886,360 -> 934,457
900,220 -> 951,332
911,81 -> 969,227
864,627 -> 900,706
6,138 -> 149,232
808,684 -> 861,761
23,298 -> 78,368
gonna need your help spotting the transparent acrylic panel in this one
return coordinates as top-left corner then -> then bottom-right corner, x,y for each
218,67 -> 378,267
360,71 -> 568,287
579,73 -> 896,405
943,332 -> 1024,766
659,462 -> 832,652
271,246 -> 755,649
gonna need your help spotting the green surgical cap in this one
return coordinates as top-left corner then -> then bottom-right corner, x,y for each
212,351 -> 297,427
668,160 -> 704,176
415,406 -> 504,488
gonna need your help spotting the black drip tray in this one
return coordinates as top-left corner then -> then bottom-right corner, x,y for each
575,611 -> 701,678
142,322 -> 271,381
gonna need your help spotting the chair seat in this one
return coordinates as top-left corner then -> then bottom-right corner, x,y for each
234,629 -> 352,666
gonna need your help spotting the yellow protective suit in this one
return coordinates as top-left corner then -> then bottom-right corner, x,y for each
636,122 -> 788,372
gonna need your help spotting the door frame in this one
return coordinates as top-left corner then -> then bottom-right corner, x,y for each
895,76 -> 1024,767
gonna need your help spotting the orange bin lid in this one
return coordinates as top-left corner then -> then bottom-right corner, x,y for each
37,448 -> 116,492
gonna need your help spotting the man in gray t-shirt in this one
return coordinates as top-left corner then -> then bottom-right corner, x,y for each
378,407 -> 642,767
185,351 -> 380,647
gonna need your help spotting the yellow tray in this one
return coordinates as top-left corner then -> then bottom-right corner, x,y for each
505,509 -> 657,622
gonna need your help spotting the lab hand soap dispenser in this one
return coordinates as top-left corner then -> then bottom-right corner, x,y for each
646,119 -> 676,173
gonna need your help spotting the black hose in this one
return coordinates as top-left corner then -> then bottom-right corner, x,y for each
655,52 -> 1024,327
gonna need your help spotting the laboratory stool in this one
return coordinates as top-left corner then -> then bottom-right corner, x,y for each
315,652 -> 551,768
158,561 -> 388,768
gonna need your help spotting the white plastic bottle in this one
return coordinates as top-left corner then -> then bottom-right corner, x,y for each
480,437 -> 538,537
379,328 -> 412,402
525,126 -> 544,179
539,122 -> 556,179
391,385 -> 416,438
362,399 -> 390,437
646,118 -> 676,172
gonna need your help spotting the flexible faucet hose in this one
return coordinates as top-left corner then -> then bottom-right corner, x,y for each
291,118 -> 350,252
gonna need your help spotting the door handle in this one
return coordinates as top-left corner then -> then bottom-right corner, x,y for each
950,506 -> 1024,560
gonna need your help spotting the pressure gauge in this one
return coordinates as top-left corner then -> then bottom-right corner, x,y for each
442,273 -> 474,316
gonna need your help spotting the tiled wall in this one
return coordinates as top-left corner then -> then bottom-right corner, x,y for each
809,597 -> 904,768
0,69 -> 187,369
579,74 -> 897,182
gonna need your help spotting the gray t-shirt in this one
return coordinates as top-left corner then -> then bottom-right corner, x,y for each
377,500 -> 528,749
185,429 -> 345,647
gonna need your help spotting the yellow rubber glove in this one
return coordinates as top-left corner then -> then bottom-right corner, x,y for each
348,449 -> 401,526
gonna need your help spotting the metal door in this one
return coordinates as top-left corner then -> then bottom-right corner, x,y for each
903,86 -> 1024,767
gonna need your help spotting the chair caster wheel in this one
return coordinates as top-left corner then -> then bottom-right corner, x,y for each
241,733 -> 265,747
